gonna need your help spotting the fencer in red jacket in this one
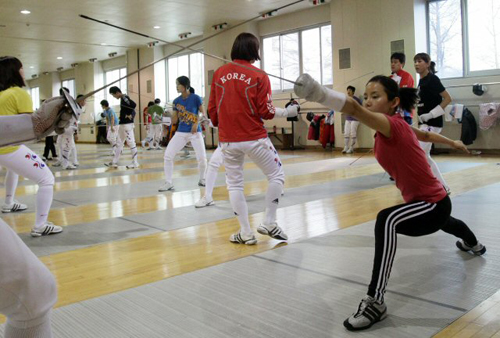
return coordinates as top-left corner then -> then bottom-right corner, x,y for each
208,32 -> 299,245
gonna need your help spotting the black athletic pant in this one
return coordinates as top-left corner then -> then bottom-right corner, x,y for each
368,195 -> 477,302
43,136 -> 57,158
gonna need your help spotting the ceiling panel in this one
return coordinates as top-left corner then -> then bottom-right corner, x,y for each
0,0 -> 312,77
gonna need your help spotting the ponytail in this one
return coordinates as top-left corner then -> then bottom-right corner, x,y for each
189,87 -> 195,94
429,61 -> 437,74
399,88 -> 419,112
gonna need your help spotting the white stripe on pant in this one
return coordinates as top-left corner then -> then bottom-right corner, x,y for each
374,201 -> 436,301
163,132 -> 207,184
0,145 -> 54,228
221,137 -> 284,236
0,218 -> 56,337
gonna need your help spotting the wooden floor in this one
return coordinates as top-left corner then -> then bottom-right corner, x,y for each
1,144 -> 499,337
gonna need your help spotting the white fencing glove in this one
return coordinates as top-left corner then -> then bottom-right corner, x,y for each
294,74 -> 347,112
274,100 -> 300,118
418,105 -> 445,123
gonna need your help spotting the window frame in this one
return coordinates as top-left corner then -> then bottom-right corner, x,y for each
261,22 -> 333,93
427,0 -> 500,79
104,67 -> 128,105
30,87 -> 40,111
61,78 -> 76,98
165,50 -> 205,102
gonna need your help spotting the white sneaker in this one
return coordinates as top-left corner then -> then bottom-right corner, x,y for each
158,182 -> 174,192
344,295 -> 388,331
195,196 -> 214,208
229,232 -> 257,245
63,164 -> 77,170
104,162 -> 118,168
198,179 -> 206,187
141,140 -> 146,148
155,146 -> 162,150
2,201 -> 28,213
456,240 -> 486,255
341,146 -> 349,154
346,147 -> 354,154
52,161 -> 62,167
30,222 -> 63,237
72,162 -> 79,167
126,162 -> 140,169
257,223 -> 288,241
147,147 -> 153,151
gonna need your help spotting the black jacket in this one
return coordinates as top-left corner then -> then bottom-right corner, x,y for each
460,108 -> 477,145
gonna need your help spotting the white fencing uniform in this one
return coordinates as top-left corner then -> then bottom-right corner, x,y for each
418,124 -> 450,192
163,132 -> 207,184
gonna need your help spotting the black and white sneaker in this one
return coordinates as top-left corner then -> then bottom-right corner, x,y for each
2,201 -> 28,213
456,240 -> 486,255
104,162 -> 118,168
344,295 -> 387,331
229,232 -> 257,245
30,222 -> 63,237
257,223 -> 288,241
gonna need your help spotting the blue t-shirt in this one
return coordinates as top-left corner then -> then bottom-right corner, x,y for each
104,107 -> 119,126
173,94 -> 202,133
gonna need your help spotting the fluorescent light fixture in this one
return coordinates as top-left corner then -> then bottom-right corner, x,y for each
57,56 -> 63,60
29,66 -> 34,69
20,10 -> 31,14
154,26 -> 160,29
100,43 -> 107,46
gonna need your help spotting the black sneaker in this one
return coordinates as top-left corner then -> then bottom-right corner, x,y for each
344,296 -> 387,331
456,240 -> 486,256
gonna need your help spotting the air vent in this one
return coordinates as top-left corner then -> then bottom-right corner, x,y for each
339,48 -> 351,69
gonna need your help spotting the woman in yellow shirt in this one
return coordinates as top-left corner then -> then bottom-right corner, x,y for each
0,56 -> 62,236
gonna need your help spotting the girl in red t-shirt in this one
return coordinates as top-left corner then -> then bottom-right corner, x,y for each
294,73 -> 485,332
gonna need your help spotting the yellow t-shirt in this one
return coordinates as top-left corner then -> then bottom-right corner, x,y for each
0,87 -> 33,155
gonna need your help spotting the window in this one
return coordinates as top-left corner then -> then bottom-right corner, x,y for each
61,79 -> 76,98
104,68 -> 127,105
428,0 -> 500,78
30,87 -> 40,111
154,60 -> 166,104
165,52 -> 205,102
263,24 -> 332,91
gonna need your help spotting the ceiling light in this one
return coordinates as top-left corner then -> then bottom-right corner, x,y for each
57,56 -> 63,60
100,43 -> 107,46
29,66 -> 34,69
154,26 -> 160,29
20,10 -> 31,14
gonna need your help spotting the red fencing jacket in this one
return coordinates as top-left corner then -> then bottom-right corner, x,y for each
208,59 -> 276,142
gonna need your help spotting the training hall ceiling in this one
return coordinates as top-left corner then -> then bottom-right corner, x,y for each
0,0 -> 310,78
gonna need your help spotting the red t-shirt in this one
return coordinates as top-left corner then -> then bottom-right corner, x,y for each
374,114 -> 447,203
390,69 -> 415,89
143,107 -> 152,125
208,59 -> 276,142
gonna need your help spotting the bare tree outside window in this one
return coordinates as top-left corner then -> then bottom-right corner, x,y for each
429,0 -> 463,78
468,0 -> 500,72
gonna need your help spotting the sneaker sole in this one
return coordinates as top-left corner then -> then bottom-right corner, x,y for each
30,229 -> 63,237
195,201 -> 214,208
2,208 -> 28,213
343,312 -> 388,331
456,241 -> 486,255
257,227 -> 288,241
229,238 -> 257,245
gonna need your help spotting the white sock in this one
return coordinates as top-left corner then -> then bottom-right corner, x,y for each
5,318 -> 53,338
130,146 -> 138,164
204,165 -> 218,201
350,137 -> 357,148
35,185 -> 53,228
229,190 -> 252,237
264,182 -> 282,225
5,170 -> 19,205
